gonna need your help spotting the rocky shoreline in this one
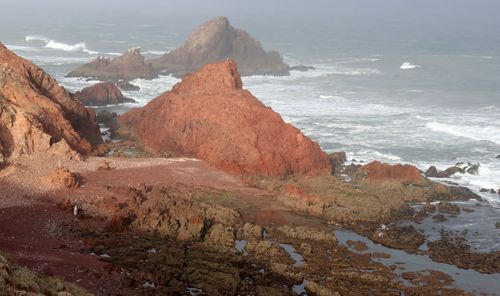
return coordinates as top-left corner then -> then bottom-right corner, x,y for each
1,42 -> 499,296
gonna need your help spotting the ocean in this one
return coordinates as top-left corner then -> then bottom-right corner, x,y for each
1,5 -> 499,250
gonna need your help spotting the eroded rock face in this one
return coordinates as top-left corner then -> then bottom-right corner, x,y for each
67,48 -> 157,80
75,82 -> 136,106
149,16 -> 290,77
0,43 -> 102,158
119,60 -> 330,178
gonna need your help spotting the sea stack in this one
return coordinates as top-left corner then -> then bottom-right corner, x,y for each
118,59 -> 330,178
149,16 -> 291,77
0,43 -> 102,158
75,82 -> 136,106
67,47 -> 157,80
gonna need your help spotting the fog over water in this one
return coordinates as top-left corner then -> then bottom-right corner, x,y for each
1,0 -> 500,211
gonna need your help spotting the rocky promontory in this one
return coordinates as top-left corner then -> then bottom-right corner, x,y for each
148,17 -> 292,77
67,48 -> 157,80
118,59 -> 330,178
75,82 -> 136,106
0,43 -> 102,158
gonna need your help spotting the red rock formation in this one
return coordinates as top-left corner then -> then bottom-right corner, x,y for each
149,17 -> 290,77
75,82 -> 136,106
360,161 -> 423,183
0,43 -> 101,158
67,48 -> 157,80
119,60 -> 330,178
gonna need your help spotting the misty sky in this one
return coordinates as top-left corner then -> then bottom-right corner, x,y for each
2,0 -> 500,31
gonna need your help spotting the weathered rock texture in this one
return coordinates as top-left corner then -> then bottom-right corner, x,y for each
67,48 -> 157,80
75,82 -> 136,106
359,161 -> 423,183
119,60 -> 330,178
0,43 -> 102,158
149,16 -> 291,77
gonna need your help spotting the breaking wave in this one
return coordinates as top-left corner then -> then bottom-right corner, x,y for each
400,62 -> 419,70
25,35 -> 98,54
426,121 -> 500,145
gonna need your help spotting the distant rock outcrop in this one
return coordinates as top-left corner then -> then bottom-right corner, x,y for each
148,17 -> 291,77
75,82 -> 136,106
0,43 -> 102,158
119,59 -> 330,178
67,48 -> 157,80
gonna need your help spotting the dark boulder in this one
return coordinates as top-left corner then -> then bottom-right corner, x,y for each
289,65 -> 315,72
75,82 -> 137,106
117,80 -> 140,91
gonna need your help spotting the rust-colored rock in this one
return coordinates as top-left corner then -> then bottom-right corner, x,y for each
360,161 -> 423,183
0,43 -> 102,158
149,16 -> 290,77
67,48 -> 157,80
75,82 -> 136,106
41,167 -> 80,189
119,60 -> 330,178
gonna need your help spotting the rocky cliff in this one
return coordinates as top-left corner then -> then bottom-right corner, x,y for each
149,17 -> 291,77
119,59 -> 330,178
67,48 -> 157,80
0,43 -> 102,158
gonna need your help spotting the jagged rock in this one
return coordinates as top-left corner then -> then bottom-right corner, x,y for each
328,151 -> 346,174
0,43 -> 101,159
306,281 -> 341,296
437,202 -> 461,215
75,82 -> 136,106
425,165 -> 462,178
67,48 -> 157,80
149,17 -> 290,77
118,60 -> 330,178
205,223 -> 235,247
116,80 -> 140,91
237,223 -> 263,240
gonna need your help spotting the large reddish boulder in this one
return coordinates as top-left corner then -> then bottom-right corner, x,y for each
119,60 -> 330,178
75,82 -> 136,106
149,16 -> 290,77
0,43 -> 102,158
67,48 -> 157,80
359,161 -> 423,183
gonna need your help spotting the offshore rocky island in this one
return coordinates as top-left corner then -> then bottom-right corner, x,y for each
1,14 -> 500,296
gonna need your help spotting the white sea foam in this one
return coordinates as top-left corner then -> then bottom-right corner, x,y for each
400,62 -> 420,70
25,35 -> 98,54
127,75 -> 180,105
26,56 -> 93,66
426,121 -> 500,145
142,50 -> 169,55
25,35 -> 50,42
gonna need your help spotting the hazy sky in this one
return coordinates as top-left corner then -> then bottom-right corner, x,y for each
1,0 -> 499,55
2,0 -> 500,27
